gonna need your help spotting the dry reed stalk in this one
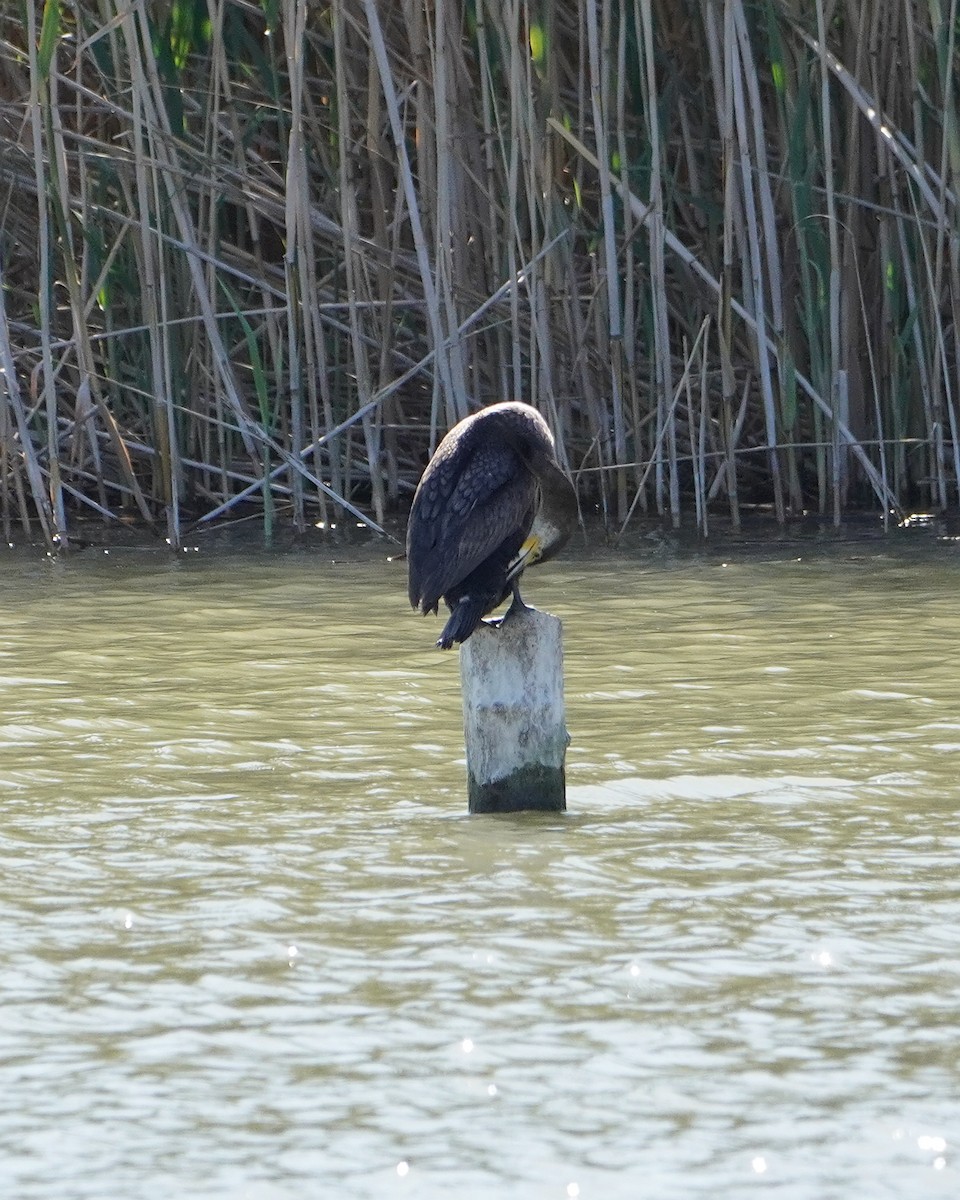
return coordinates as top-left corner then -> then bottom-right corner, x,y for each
504,0 -> 530,406
733,0 -> 789,517
333,0 -> 382,526
706,0 -> 742,529
586,0 -> 627,522
929,0 -> 960,507
26,0 -> 62,544
813,0 -> 842,522
0,269 -> 52,541
696,321 -> 711,537
638,0 -> 677,526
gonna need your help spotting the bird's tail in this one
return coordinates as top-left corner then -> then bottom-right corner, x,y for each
437,597 -> 488,649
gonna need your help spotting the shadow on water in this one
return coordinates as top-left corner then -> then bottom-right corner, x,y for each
1,520 -> 959,1199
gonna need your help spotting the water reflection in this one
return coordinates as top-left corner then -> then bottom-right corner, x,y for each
1,534 -> 959,1199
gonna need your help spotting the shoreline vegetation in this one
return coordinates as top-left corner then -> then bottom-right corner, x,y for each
1,2 -> 958,551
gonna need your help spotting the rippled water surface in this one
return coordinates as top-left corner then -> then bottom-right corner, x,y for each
2,529 -> 960,1199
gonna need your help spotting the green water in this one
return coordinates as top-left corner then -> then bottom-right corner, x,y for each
1,531 -> 959,1199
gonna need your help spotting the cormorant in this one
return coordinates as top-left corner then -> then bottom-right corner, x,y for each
407,401 -> 577,649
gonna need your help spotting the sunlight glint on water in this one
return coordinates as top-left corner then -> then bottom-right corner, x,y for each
0,538 -> 959,1199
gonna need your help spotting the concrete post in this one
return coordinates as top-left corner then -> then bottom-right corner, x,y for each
459,606 -> 568,813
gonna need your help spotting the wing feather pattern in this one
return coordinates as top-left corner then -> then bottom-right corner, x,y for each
407,436 -> 535,612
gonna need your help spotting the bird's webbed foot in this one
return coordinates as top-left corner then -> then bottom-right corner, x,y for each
478,585 -> 533,633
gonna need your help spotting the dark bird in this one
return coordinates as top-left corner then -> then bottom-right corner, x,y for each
407,401 -> 577,649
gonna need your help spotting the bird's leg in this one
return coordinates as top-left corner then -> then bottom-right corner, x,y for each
506,579 -> 532,617
485,581 -> 532,630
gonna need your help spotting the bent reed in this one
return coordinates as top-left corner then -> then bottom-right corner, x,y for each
0,1 -> 957,548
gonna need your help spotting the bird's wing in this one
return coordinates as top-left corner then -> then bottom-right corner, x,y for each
407,442 -> 535,611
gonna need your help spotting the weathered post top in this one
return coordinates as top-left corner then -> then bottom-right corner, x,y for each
459,606 -> 567,814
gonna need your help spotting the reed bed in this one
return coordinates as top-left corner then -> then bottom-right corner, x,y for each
0,1 -> 957,547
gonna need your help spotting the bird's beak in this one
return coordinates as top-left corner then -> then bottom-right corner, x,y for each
507,533 -> 543,579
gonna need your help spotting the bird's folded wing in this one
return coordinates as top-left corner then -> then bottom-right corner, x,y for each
408,444 -> 533,610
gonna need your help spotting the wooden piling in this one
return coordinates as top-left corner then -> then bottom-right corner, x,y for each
459,606 -> 568,813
